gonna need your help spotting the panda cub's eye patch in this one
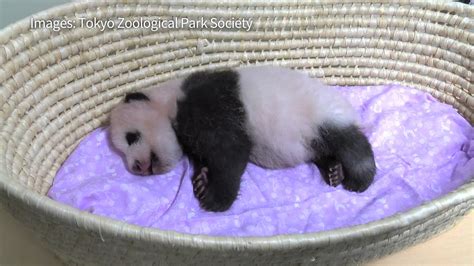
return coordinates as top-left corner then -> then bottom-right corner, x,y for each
125,131 -> 141,145
124,92 -> 150,103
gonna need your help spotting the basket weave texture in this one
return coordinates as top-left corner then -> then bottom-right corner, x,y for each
0,1 -> 472,265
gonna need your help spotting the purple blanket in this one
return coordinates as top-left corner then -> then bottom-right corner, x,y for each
48,85 -> 473,236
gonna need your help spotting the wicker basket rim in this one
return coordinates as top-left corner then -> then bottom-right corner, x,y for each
0,169 -> 472,249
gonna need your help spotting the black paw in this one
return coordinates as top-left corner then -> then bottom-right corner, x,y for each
198,188 -> 235,212
191,167 -> 236,212
342,176 -> 372,192
341,160 -> 375,192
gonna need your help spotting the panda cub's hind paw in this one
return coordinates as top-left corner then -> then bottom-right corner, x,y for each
328,163 -> 344,187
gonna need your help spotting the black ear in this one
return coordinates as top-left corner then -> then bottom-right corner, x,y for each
124,92 -> 150,103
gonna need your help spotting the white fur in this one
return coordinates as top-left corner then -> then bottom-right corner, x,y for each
109,79 -> 184,175
145,78 -> 185,120
237,66 -> 358,168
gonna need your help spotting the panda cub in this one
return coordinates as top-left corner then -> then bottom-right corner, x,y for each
110,66 -> 376,212
109,79 -> 184,175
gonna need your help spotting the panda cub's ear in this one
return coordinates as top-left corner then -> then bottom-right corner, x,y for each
124,92 -> 150,103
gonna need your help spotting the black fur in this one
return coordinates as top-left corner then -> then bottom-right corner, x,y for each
124,92 -> 150,103
125,131 -> 140,145
175,70 -> 251,212
312,123 -> 376,192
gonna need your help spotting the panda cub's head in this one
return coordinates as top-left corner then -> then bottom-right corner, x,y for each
109,92 -> 182,176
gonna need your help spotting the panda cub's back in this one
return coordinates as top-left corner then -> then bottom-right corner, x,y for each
237,66 -> 357,168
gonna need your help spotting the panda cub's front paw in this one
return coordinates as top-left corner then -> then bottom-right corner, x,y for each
191,167 -> 236,212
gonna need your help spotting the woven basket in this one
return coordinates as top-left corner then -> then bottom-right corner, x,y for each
0,0 -> 472,265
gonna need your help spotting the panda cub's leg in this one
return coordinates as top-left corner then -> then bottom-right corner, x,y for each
176,70 -> 251,212
179,122 -> 250,212
313,123 -> 376,192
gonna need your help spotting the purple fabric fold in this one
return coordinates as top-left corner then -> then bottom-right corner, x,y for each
48,85 -> 473,236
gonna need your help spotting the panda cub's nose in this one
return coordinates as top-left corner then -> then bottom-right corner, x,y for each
132,160 -> 151,175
